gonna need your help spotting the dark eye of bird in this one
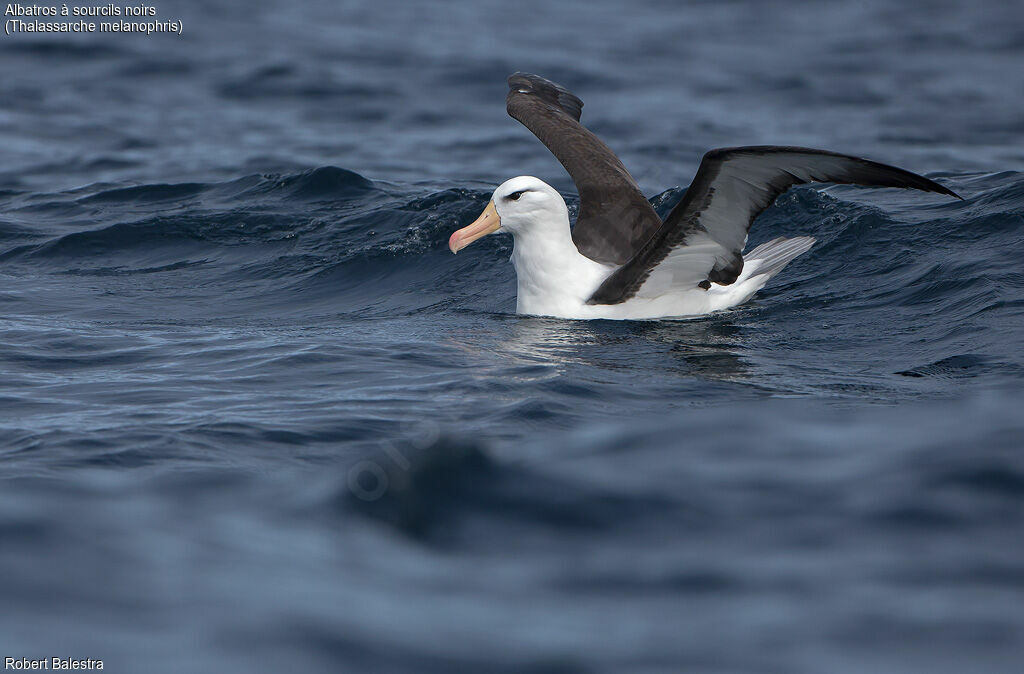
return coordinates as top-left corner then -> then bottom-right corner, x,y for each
508,191 -> 525,201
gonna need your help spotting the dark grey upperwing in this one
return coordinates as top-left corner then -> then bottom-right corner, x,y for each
506,73 -> 662,265
587,146 -> 962,305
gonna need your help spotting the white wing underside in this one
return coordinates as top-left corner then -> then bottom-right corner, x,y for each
630,232 -> 734,299
633,154 -> 863,299
613,236 -> 815,319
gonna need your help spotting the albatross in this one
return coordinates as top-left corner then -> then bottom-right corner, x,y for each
449,73 -> 961,320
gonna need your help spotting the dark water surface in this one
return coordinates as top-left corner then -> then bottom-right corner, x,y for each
2,1 -> 1023,672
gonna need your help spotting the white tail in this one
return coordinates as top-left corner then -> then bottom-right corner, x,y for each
743,236 -> 816,281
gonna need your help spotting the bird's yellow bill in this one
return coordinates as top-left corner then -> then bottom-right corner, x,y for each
449,201 -> 500,254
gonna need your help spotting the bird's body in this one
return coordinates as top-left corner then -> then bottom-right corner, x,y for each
449,73 -> 961,320
495,178 -> 814,320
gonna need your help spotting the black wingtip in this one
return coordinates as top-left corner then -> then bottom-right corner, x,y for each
853,155 -> 964,201
717,146 -> 964,201
932,182 -> 963,200
507,72 -> 584,121
915,175 -> 962,200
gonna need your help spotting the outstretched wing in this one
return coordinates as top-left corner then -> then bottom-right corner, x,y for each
587,146 -> 961,305
506,73 -> 662,265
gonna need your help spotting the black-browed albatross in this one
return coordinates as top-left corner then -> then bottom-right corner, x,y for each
449,72 -> 961,320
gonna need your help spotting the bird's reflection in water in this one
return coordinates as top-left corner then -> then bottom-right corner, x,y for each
474,310 -> 756,385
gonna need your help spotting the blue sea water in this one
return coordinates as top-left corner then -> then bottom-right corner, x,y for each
1,0 -> 1023,672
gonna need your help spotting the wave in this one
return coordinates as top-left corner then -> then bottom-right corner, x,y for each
1,167 -> 1021,322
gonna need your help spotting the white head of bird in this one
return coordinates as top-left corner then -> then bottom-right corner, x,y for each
448,176 -> 571,253
448,176 -> 614,318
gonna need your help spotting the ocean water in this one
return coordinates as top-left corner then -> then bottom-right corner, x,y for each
2,0 -> 1023,672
